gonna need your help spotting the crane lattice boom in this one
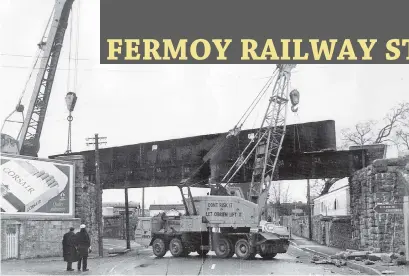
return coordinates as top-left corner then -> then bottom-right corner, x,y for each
17,0 -> 75,156
212,64 -> 297,221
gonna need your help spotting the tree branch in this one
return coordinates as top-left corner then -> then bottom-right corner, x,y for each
375,102 -> 409,143
396,129 -> 409,150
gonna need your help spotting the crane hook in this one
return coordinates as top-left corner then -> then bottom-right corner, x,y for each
289,89 -> 300,113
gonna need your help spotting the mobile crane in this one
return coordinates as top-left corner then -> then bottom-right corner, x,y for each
135,64 -> 300,260
1,0 -> 77,157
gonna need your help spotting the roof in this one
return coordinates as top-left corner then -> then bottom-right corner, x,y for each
149,204 -> 185,211
328,177 -> 349,193
314,178 -> 349,201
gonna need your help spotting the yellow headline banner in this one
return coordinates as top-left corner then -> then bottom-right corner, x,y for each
105,39 -> 409,62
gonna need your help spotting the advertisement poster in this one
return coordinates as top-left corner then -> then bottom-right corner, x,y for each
0,155 -> 74,216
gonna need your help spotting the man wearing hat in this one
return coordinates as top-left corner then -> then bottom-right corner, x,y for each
75,224 -> 91,272
62,227 -> 78,271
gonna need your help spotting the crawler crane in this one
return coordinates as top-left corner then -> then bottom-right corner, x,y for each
135,64 -> 300,260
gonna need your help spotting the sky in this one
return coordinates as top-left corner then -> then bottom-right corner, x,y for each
1,0 -> 408,207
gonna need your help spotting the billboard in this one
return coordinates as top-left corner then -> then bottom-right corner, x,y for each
1,154 -> 74,216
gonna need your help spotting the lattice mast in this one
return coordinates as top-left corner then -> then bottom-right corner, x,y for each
18,0 -> 75,156
214,64 -> 297,222
248,64 -> 296,205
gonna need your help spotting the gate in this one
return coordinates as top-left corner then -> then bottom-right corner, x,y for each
103,216 -> 122,239
5,225 -> 19,259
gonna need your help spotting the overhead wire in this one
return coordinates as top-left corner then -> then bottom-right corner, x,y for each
0,53 -> 89,60
17,3 -> 56,107
0,65 -> 160,72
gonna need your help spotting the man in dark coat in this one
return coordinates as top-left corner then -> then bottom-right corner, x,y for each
62,227 -> 78,271
75,224 -> 91,272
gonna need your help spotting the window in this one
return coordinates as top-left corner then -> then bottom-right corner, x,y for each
152,145 -> 158,151
334,199 -> 337,210
142,220 -> 150,230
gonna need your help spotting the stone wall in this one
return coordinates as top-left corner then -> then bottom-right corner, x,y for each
1,218 -> 80,259
349,156 -> 409,253
1,155 -> 101,260
56,155 -> 101,254
328,217 -> 354,249
283,215 -> 354,250
284,215 -> 310,239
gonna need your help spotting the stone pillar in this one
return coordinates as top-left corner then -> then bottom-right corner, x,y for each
404,196 -> 409,261
55,155 -> 100,254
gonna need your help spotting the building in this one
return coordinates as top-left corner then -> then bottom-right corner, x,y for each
102,201 -> 141,217
267,201 -> 309,223
149,204 -> 185,216
102,201 -> 143,239
313,178 -> 350,216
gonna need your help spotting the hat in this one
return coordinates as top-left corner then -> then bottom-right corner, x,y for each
80,224 -> 86,229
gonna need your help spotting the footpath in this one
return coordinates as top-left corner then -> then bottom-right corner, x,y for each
290,235 -> 409,275
0,239 -> 151,275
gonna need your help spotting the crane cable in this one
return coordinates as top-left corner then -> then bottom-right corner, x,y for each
1,4 -> 56,135
17,4 -> 56,108
65,1 -> 80,154
181,68 -> 279,186
234,68 -> 279,130
221,71 -> 279,185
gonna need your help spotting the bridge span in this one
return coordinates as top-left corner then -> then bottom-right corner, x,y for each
50,120 -> 380,190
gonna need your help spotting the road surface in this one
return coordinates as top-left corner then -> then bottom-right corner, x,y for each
1,239 -> 360,275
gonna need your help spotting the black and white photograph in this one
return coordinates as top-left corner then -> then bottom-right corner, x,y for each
1,0 -> 409,275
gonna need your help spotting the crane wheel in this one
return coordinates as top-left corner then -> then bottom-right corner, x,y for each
227,246 -> 235,258
152,238 -> 167,258
214,237 -> 233,258
182,249 -> 190,257
169,238 -> 185,257
260,253 -> 277,260
235,239 -> 253,260
197,249 -> 209,257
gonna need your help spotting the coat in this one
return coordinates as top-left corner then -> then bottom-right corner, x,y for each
62,231 -> 79,262
75,230 -> 91,257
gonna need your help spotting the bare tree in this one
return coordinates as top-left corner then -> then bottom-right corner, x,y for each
269,181 -> 291,204
396,129 -> 409,151
310,179 -> 325,197
319,178 -> 340,196
323,102 -> 409,196
395,119 -> 409,153
341,102 -> 409,148
341,121 -> 377,147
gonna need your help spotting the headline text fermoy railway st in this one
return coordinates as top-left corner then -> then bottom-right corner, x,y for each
106,38 -> 409,61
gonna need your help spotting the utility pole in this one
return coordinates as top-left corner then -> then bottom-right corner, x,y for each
124,173 -> 130,250
142,187 -> 145,217
307,179 -> 313,240
86,134 -> 106,257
